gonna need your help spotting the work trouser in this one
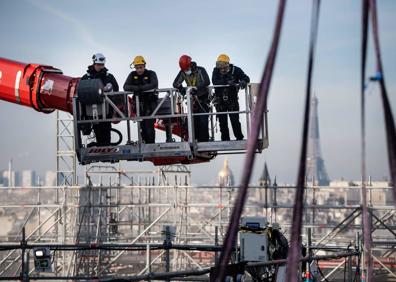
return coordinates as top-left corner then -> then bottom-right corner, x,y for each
193,101 -> 209,142
140,100 -> 157,144
93,122 -> 112,146
216,101 -> 244,141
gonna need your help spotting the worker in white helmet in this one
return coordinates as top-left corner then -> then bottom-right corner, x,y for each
81,53 -> 119,147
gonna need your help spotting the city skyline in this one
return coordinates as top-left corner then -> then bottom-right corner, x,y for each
0,167 -> 56,187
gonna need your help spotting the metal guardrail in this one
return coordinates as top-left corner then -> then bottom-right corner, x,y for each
72,84 -> 268,164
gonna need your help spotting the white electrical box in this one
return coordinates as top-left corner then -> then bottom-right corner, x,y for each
33,247 -> 53,273
240,217 -> 268,262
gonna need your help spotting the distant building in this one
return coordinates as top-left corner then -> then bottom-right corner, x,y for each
2,170 -> 20,187
258,163 -> 271,187
329,180 -> 393,206
21,170 -> 36,187
306,95 -> 330,186
218,159 -> 234,187
45,171 -> 57,186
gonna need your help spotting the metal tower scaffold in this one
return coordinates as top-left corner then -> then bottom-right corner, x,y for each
56,110 -> 77,186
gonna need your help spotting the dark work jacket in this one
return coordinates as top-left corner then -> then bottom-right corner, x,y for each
81,65 -> 121,115
81,65 -> 119,91
173,66 -> 210,102
270,229 -> 289,260
123,69 -> 158,102
212,64 -> 250,101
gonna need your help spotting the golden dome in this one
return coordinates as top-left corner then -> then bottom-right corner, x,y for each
218,158 -> 234,187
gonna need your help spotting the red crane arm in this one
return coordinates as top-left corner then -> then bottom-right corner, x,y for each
0,57 -> 79,114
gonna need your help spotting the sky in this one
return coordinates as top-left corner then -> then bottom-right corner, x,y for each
0,0 -> 395,185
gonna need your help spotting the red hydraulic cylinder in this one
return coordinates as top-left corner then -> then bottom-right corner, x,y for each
0,57 -> 80,114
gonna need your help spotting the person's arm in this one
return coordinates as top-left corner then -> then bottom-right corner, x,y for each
109,74 -> 119,92
123,72 -> 140,92
231,66 -> 249,89
211,68 -> 223,85
172,71 -> 185,89
199,67 -> 210,88
196,68 -> 209,98
235,66 -> 250,84
140,71 -> 158,92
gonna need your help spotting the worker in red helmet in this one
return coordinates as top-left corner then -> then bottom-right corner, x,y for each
81,53 -> 119,147
173,55 -> 210,142
124,55 -> 158,144
212,54 -> 249,141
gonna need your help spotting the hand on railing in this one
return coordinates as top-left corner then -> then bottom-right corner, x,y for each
227,80 -> 237,87
190,88 -> 198,96
175,86 -> 199,98
178,87 -> 186,96
104,83 -> 113,92
239,80 -> 247,89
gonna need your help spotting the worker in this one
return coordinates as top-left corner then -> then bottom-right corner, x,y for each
268,222 -> 289,260
81,53 -> 119,147
212,54 -> 250,141
124,55 -> 158,144
173,55 -> 210,142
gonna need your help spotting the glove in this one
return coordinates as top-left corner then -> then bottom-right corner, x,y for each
104,83 -> 113,92
227,80 -> 236,87
212,96 -> 221,105
177,85 -> 186,96
190,88 -> 197,96
240,80 -> 247,89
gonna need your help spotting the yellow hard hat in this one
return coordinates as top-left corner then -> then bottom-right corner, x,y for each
132,55 -> 146,66
217,54 -> 230,63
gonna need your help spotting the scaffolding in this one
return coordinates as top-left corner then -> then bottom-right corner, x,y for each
0,181 -> 394,280
56,110 -> 77,187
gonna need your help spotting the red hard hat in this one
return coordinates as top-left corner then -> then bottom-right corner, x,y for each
179,55 -> 192,71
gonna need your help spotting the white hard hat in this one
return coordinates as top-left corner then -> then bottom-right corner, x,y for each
92,53 -> 106,64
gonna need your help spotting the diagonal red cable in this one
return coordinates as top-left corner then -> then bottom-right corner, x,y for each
213,0 -> 287,281
364,1 -> 396,277
360,0 -> 373,280
285,0 -> 321,281
368,0 -> 396,202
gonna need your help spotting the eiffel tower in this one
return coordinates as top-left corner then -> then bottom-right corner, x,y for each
306,95 -> 330,186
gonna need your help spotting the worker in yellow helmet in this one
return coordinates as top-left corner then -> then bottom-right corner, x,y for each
124,55 -> 158,144
212,54 -> 250,141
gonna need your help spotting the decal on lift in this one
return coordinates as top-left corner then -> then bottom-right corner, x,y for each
42,79 -> 54,94
87,147 -> 120,154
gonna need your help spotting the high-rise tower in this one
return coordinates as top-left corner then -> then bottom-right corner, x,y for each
306,95 -> 330,186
